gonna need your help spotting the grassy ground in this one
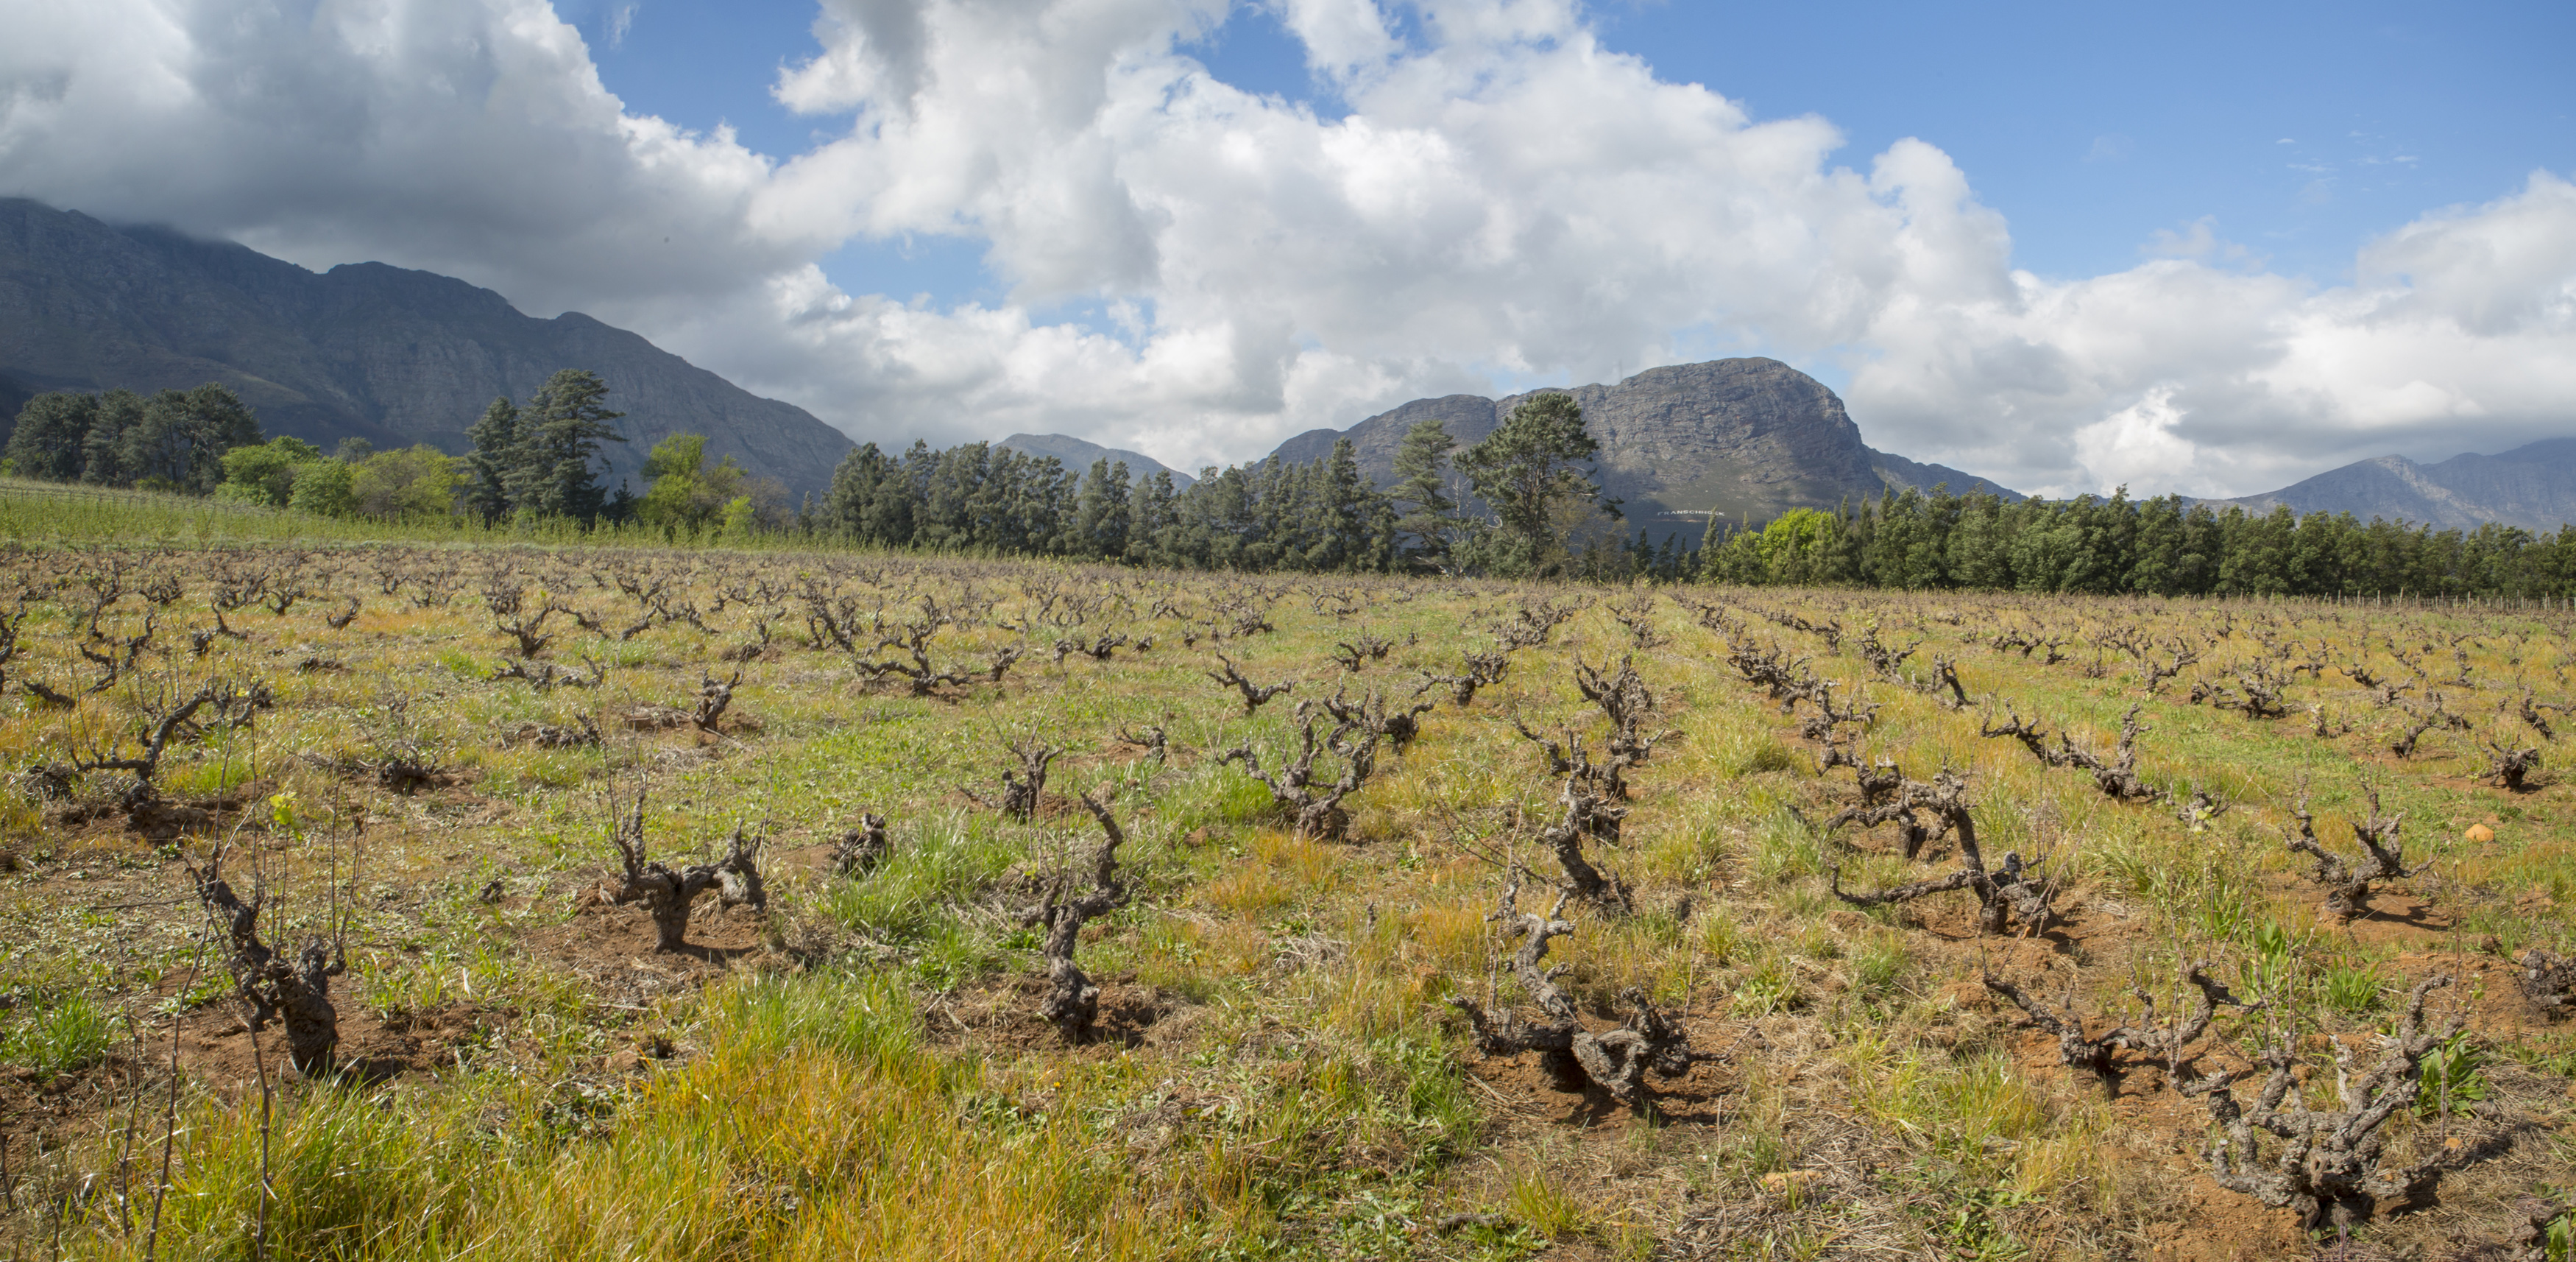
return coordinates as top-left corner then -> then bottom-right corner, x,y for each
0,536 -> 2570,1261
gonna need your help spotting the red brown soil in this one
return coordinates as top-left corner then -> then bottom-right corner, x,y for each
518,894 -> 770,1007
924,971 -> 1175,1056
0,1056 -> 158,1201
1455,1008 -> 1744,1131
163,1001 -> 504,1093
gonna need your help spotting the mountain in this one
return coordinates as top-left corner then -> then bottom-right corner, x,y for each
996,434 -> 1196,488
1270,358 -> 2020,539
2212,440 -> 2576,533
0,199 -> 854,499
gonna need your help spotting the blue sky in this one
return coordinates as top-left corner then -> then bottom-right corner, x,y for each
570,0 -> 2575,314
13,0 -> 2575,495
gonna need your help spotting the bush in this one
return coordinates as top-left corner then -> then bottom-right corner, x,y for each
216,435 -> 327,506
289,456 -> 357,515
350,445 -> 460,518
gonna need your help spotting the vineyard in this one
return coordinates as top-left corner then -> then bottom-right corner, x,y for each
0,532 -> 2572,1261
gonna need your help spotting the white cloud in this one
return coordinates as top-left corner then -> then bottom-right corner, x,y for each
1844,173 -> 2576,495
3,0 -> 2575,498
0,0 -> 810,313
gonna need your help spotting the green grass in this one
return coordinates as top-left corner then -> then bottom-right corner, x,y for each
4,546 -> 2573,1261
1,992 -> 122,1077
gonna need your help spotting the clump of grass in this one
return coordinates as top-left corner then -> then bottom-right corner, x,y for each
821,814 -> 1022,945
1734,952 -> 1802,1015
1730,737 -> 1803,778
1749,808 -> 1822,884
1851,933 -> 1911,1001
1,993 -> 121,1078
1507,1168 -> 1589,1241
102,970 -> 1207,1261
2321,957 -> 2388,1013
1698,914 -> 1742,965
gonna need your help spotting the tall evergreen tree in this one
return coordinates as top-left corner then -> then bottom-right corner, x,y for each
503,370 -> 626,521
825,442 -> 891,539
462,395 -> 521,521
1129,469 -> 1178,564
1388,418 -> 1465,568
78,389 -> 148,487
123,384 -> 263,493
4,391 -> 99,482
1073,459 -> 1134,560
1452,392 -> 1620,577
1293,439 -> 1371,571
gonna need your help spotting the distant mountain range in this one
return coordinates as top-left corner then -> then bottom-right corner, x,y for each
25,194 -> 2555,537
996,433 -> 1196,488
2212,440 -> 2576,533
1268,358 -> 2023,539
0,199 -> 854,498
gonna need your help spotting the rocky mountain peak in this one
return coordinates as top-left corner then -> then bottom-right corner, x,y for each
1272,357 -> 2018,538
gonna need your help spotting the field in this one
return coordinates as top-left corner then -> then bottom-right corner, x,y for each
1,529 -> 2572,1261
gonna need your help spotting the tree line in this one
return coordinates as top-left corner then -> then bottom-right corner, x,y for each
0,370 -> 784,535
12,375 -> 2576,597
817,393 -> 1619,577
1691,487 -> 2576,599
815,407 -> 2576,598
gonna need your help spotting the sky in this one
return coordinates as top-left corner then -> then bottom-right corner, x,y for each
2,0 -> 2572,498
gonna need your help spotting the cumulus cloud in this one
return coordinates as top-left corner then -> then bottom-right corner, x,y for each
0,0 -> 811,313
3,0 -> 2574,496
1848,173 -> 2576,496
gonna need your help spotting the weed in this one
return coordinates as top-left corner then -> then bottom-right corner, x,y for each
1507,1168 -> 1588,1241
1,992 -> 120,1077
2323,958 -> 2388,1013
2416,1029 -> 2491,1118
1734,953 -> 1802,1015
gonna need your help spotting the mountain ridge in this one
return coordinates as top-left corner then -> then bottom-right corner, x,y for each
1270,359 -> 2022,539
0,198 -> 856,499
2211,439 -> 2576,532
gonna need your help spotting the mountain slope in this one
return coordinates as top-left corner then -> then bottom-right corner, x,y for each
1270,358 -> 2020,537
0,199 -> 854,498
996,434 -> 1197,488
2215,439 -> 2576,532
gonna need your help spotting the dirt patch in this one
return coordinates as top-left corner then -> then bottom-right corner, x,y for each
165,1001 -> 503,1092
940,787 -> 1094,823
765,841 -> 845,879
0,1055 -> 156,1196
2344,892 -> 2459,945
2140,1174 -> 2310,1261
514,895 -> 771,1007
39,778 -> 283,847
926,971 -> 1172,1054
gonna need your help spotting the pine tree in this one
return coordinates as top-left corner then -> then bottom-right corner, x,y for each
1389,417 -> 1464,568
4,391 -> 99,482
1452,392 -> 1620,577
462,396 -> 521,521
78,389 -> 147,487
503,370 -> 626,521
122,384 -> 263,493
1073,459 -> 1133,560
1128,469 -> 1177,564
826,443 -> 891,538
1308,439 -> 1370,571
